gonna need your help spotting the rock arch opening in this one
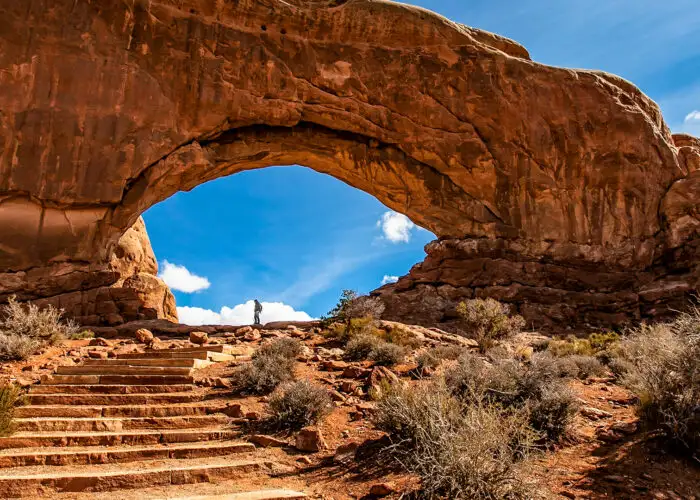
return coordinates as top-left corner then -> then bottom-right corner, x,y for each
143,163 -> 436,326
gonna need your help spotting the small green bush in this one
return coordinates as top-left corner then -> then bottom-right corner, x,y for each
323,290 -> 384,325
456,298 -> 525,352
384,325 -> 423,349
588,331 -> 620,352
547,337 -> 594,357
268,380 -> 332,430
526,385 -> 578,443
67,330 -> 96,340
369,342 -> 406,367
569,355 -> 607,379
0,384 -> 24,436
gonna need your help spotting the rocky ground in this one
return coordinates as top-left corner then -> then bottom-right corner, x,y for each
1,321 -> 699,499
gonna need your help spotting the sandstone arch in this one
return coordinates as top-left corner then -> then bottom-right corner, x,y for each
0,0 -> 698,328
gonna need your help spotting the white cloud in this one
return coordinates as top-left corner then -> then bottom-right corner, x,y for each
158,260 -> 211,293
377,211 -> 415,243
381,275 -> 399,285
177,300 -> 313,326
685,110 -> 700,122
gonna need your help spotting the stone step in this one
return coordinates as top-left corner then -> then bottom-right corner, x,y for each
15,414 -> 229,432
0,441 -> 255,468
117,351 -> 236,361
27,392 -> 204,406
0,428 -> 237,449
83,358 -> 212,368
56,366 -> 194,376
0,457 -> 273,497
42,374 -> 195,385
178,491 -> 307,500
16,403 -> 219,418
29,384 -> 195,394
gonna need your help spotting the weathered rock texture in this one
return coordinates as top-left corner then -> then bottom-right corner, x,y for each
0,0 -> 697,327
0,217 -> 177,325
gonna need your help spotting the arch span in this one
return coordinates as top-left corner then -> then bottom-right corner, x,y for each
0,0 -> 698,328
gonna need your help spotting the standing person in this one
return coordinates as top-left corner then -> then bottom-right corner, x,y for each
253,299 -> 263,325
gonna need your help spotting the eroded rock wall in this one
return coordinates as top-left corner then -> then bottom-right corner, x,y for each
0,218 -> 177,325
375,134 -> 700,331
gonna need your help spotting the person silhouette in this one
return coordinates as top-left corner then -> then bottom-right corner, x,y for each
253,299 -> 263,325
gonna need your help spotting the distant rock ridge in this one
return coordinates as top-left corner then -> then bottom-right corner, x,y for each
0,0 -> 697,327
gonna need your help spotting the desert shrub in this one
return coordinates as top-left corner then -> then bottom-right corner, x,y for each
416,345 -> 464,371
323,289 -> 359,325
373,381 -> 534,499
456,298 -> 525,352
369,342 -> 407,367
588,331 -> 620,352
546,337 -> 594,357
67,330 -> 95,340
0,297 -> 79,360
325,317 -> 380,342
531,352 -> 606,380
445,353 -> 577,443
0,296 -> 78,345
526,385 -> 578,442
324,290 -> 384,323
569,355 -> 607,379
345,295 -> 385,321
268,380 -> 332,430
384,325 -> 423,349
0,333 -> 40,362
233,341 -> 298,394
0,384 -> 24,436
255,337 -> 302,360
617,319 -> 700,454
345,334 -> 382,361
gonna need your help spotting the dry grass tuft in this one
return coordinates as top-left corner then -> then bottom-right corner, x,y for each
0,384 -> 24,437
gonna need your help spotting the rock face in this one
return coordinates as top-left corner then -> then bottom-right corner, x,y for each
0,217 -> 177,326
376,134 -> 700,330
0,0 -> 697,327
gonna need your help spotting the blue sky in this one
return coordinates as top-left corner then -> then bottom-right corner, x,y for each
144,0 -> 700,325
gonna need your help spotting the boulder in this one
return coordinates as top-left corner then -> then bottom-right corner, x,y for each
189,331 -> 208,345
368,366 -> 400,398
369,483 -> 396,497
134,329 -> 154,345
294,427 -> 327,453
250,434 -> 288,448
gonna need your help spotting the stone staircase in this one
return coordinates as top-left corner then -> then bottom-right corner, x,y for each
0,345 -> 306,499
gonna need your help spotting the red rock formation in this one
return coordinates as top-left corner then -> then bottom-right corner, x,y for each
376,134 -> 700,330
0,218 -> 176,325
0,0 -> 696,327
